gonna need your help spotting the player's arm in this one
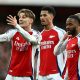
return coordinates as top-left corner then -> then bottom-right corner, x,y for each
0,29 -> 16,42
54,33 -> 68,55
78,36 -> 80,78
78,55 -> 80,78
0,33 -> 9,42
15,24 -> 41,44
34,48 -> 39,80
64,68 -> 68,80
6,15 -> 41,44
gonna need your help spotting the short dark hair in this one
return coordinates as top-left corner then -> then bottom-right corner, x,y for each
41,6 -> 56,17
75,13 -> 80,19
68,15 -> 80,24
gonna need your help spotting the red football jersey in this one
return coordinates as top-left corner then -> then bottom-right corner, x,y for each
8,32 -> 33,76
5,29 -> 39,76
39,26 -> 65,76
66,35 -> 80,80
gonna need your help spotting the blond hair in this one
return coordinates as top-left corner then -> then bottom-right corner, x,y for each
18,9 -> 35,20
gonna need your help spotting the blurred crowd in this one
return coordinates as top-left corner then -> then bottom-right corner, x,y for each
0,24 -> 11,80
0,42 -> 11,80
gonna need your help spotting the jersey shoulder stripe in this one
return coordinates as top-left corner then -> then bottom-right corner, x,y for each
6,29 -> 17,41
54,26 -> 66,34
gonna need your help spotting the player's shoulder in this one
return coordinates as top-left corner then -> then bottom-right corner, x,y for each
6,29 -> 17,34
77,33 -> 80,47
32,29 -> 40,35
54,26 -> 66,34
77,33 -> 80,38
5,29 -> 18,37
77,33 -> 80,42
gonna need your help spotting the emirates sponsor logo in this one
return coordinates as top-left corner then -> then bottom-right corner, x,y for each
16,37 -> 20,40
9,70 -> 13,72
71,44 -> 75,47
49,35 -> 55,38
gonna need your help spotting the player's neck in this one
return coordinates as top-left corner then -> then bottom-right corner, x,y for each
72,28 -> 80,37
77,27 -> 80,35
72,32 -> 78,37
23,25 -> 32,32
44,23 -> 54,30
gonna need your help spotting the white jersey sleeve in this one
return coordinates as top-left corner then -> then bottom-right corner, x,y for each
54,26 -> 66,55
54,38 -> 68,55
0,29 -> 17,42
64,68 -> 68,80
54,26 -> 67,74
78,55 -> 80,76
15,24 -> 41,44
77,34 -> 80,76
32,29 -> 42,45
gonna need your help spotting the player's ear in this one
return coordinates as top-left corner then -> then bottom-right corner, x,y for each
30,18 -> 34,24
50,14 -> 54,20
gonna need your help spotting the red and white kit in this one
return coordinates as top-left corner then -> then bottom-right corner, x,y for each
37,26 -> 66,80
0,24 -> 41,80
54,33 -> 80,80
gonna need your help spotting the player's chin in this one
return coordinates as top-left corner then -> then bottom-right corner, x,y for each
19,24 -> 25,28
41,22 -> 47,26
41,21 -> 46,24
67,31 -> 71,35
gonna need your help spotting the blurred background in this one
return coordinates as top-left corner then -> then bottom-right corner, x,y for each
0,0 -> 80,80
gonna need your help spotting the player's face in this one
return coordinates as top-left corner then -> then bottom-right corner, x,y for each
66,18 -> 78,36
18,12 -> 32,28
40,11 -> 53,26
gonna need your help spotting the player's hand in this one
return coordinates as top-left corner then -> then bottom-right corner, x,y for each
62,32 -> 68,41
6,15 -> 17,27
